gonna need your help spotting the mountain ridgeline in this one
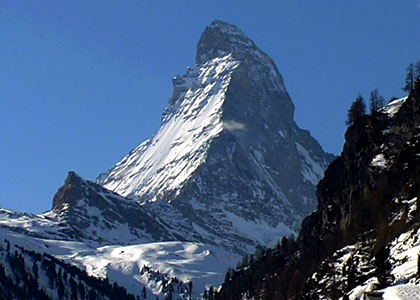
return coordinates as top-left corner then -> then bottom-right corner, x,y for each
213,81 -> 420,299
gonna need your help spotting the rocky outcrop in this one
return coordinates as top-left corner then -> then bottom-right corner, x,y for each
214,80 -> 420,299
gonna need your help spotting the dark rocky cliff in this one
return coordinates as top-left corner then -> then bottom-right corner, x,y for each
214,80 -> 420,299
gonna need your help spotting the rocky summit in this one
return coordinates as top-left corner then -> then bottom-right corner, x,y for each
98,20 -> 332,253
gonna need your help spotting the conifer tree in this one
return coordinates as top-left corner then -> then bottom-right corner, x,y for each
378,96 -> 385,111
208,286 -> 214,300
346,95 -> 366,126
403,63 -> 415,92
415,60 -> 420,81
417,251 -> 420,278
374,245 -> 393,288
369,89 -> 379,113
369,89 -> 385,114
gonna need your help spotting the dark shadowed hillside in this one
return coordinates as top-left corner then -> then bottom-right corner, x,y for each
213,79 -> 420,299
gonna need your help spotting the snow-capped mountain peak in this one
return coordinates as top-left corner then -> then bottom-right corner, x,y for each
98,20 -> 332,253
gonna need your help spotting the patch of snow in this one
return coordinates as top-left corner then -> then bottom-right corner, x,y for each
247,148 -> 289,204
295,142 -> 324,185
278,130 -> 286,138
381,97 -> 407,118
371,153 -> 387,168
383,285 -> 420,300
389,228 -> 420,283
348,277 -> 379,300
402,197 -> 418,222
223,210 -> 293,246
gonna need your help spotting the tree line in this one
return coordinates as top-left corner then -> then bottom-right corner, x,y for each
203,237 -> 299,300
403,60 -> 420,93
346,59 -> 420,126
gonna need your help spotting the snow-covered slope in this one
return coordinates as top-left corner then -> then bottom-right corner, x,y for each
98,20 -> 332,253
100,54 -> 240,202
0,171 -> 237,298
0,227 -> 237,299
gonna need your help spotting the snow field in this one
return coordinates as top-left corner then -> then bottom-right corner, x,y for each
0,227 -> 238,299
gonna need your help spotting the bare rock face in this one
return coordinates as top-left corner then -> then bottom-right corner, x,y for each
97,20 -> 332,253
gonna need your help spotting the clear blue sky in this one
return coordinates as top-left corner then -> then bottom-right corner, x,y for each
1,1 -> 420,214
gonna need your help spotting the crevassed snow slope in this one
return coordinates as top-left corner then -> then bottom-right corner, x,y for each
100,54 -> 240,201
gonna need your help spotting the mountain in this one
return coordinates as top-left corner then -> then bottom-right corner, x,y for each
0,171 -> 176,244
213,81 -> 420,299
0,20 -> 332,299
98,20 -> 332,253
0,172 -> 237,299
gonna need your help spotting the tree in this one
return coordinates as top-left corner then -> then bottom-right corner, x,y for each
378,96 -> 385,111
369,89 -> 379,113
188,281 -> 193,298
415,60 -> 420,81
346,95 -> 366,126
417,251 -> 420,278
237,253 -> 249,268
208,286 -> 214,300
88,289 -> 97,300
403,63 -> 415,93
32,262 -> 38,277
374,245 -> 393,288
369,89 -> 386,114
